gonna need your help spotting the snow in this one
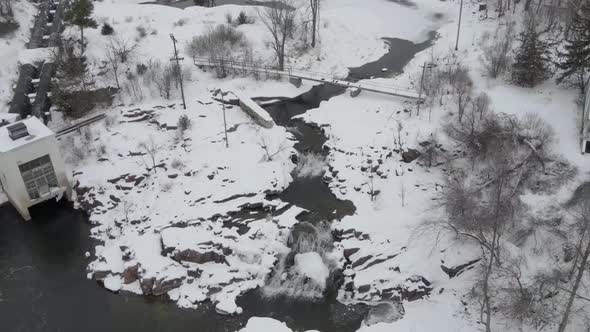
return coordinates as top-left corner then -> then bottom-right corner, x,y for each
215,298 -> 239,315
0,113 -> 20,124
0,117 -> 55,153
293,252 -> 329,288
231,90 -> 275,125
18,47 -> 57,65
0,0 -> 37,112
103,274 -> 123,292
30,0 -> 590,330
238,317 -> 322,332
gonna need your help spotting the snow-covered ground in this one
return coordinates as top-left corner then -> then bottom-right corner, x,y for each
0,0 -> 37,204
0,0 -> 584,330
0,0 -> 36,111
64,0 -> 463,316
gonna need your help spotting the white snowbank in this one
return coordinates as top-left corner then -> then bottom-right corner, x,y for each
18,47 -> 57,65
103,274 -> 123,292
239,317 -> 293,332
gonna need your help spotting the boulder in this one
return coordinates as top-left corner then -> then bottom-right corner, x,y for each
140,277 -> 155,295
152,277 -> 184,296
173,249 -> 228,265
401,149 -> 421,163
343,248 -> 360,260
123,264 -> 140,284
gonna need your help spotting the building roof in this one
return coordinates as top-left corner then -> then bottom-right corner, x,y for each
0,113 -> 20,126
0,116 -> 54,153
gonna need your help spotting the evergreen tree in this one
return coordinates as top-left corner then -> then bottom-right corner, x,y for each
101,22 -> 114,36
557,1 -> 590,93
512,16 -> 551,87
64,0 -> 97,53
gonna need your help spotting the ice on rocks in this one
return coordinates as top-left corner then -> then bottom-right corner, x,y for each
294,252 -> 330,288
103,275 -> 122,292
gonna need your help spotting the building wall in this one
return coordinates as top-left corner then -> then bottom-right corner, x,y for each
0,135 -> 71,220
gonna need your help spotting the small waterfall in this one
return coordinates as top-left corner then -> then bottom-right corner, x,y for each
263,221 -> 337,299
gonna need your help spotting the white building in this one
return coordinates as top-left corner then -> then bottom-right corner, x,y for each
0,117 -> 71,220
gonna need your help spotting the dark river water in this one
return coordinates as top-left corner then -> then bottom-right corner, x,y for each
0,30 -> 437,331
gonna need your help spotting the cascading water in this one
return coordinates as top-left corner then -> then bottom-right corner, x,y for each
263,221 -> 338,299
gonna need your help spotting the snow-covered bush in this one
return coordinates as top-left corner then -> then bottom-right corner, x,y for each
186,24 -> 249,60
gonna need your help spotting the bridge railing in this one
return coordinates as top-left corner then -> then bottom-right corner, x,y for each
193,56 -> 421,100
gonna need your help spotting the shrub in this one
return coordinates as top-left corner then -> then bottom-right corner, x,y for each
186,24 -> 247,59
101,22 -> 114,35
136,25 -> 147,38
178,114 -> 191,132
171,158 -> 184,169
97,144 -> 107,156
136,63 -> 148,75
174,18 -> 187,27
225,12 -> 233,25
237,11 -> 252,25
71,145 -> 86,163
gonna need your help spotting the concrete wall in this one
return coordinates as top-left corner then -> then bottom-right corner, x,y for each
238,100 -> 274,128
0,136 -> 72,220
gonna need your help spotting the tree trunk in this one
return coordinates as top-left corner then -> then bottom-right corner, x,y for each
279,37 -> 286,71
80,26 -> 85,53
557,235 -> 590,332
311,14 -> 317,48
483,250 -> 494,332
114,68 -> 120,89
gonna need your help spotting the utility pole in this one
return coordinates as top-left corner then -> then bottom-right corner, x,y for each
213,89 -> 229,148
417,62 -> 436,117
417,62 -> 427,116
455,0 -> 464,51
170,34 -> 186,110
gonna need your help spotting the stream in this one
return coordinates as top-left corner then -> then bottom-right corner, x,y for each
0,32 -> 437,331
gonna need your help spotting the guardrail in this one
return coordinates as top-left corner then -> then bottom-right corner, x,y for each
55,113 -> 106,137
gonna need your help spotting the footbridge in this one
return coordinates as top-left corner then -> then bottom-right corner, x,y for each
193,57 -> 423,101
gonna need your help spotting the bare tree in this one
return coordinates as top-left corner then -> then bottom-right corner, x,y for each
259,0 -> 296,70
557,199 -> 590,332
481,21 -> 515,78
154,64 -> 174,100
441,108 -> 563,332
104,43 -> 120,89
109,37 -> 137,63
139,136 -> 161,173
452,65 -> 472,123
259,136 -> 290,161
309,0 -> 320,47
